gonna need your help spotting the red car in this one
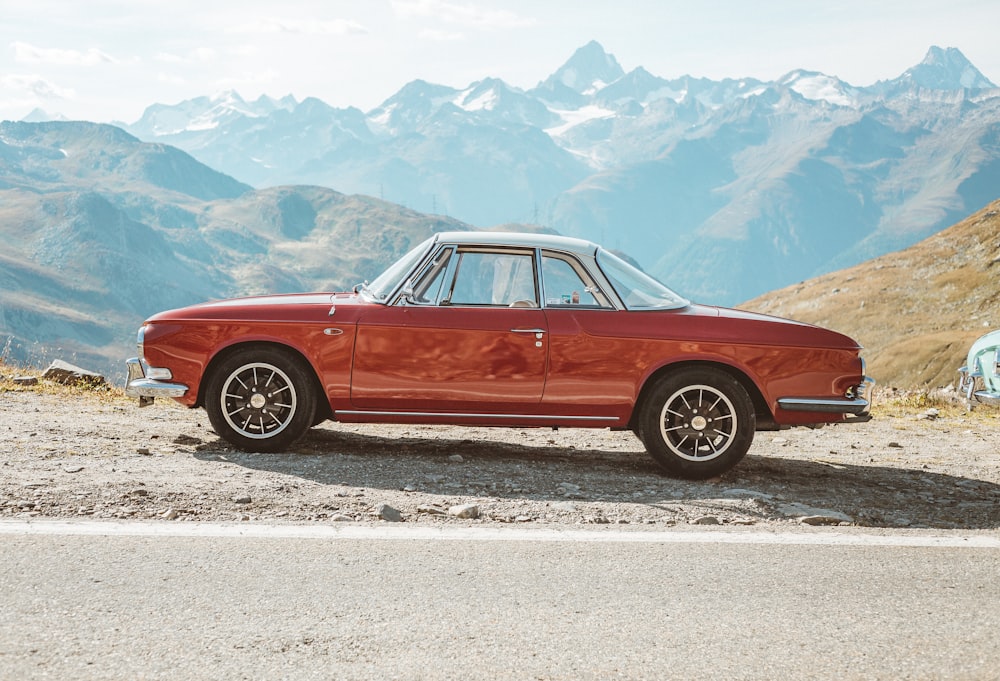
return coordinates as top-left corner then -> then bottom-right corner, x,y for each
126,231 -> 873,479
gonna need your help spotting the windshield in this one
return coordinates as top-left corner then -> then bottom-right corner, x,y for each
596,249 -> 689,310
362,237 -> 434,302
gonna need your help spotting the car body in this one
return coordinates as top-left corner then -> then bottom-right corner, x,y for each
959,329 -> 1000,406
126,231 -> 873,479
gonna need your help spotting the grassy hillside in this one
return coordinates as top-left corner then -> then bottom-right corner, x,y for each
741,199 -> 1000,388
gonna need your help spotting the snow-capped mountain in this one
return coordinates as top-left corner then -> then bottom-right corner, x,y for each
108,42 -> 1000,305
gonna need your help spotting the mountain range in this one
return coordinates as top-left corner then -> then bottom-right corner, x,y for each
116,41 -> 1000,304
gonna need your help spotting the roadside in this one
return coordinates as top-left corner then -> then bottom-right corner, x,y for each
1,376 -> 998,531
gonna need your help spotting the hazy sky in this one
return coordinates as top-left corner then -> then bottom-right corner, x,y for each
2,0 -> 998,123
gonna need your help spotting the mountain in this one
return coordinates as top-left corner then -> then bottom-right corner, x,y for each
741,198 -> 1000,389
110,42 -> 1000,306
0,121 -> 484,378
895,46 -> 995,90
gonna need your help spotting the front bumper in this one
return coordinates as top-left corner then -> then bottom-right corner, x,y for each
125,358 -> 189,407
777,376 -> 875,423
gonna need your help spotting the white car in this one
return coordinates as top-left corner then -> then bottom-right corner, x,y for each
959,329 -> 1000,405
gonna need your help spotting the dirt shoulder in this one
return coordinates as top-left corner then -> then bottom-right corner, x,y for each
1,387 -> 998,532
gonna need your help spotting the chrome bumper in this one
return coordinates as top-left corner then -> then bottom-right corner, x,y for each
125,357 -> 188,407
777,376 -> 875,422
958,366 -> 1000,405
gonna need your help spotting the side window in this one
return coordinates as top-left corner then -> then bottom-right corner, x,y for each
449,251 -> 537,307
408,247 -> 453,304
541,254 -> 610,308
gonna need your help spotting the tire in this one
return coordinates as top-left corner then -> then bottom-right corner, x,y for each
639,367 -> 755,479
204,347 -> 317,452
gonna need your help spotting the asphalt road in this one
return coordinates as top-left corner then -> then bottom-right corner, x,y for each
2,522 -> 999,680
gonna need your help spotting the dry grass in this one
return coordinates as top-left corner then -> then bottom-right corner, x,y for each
0,359 -> 126,402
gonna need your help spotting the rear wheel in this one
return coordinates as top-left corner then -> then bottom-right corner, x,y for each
639,368 -> 755,479
205,347 -> 317,452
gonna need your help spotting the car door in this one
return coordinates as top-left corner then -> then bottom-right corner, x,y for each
350,246 -> 548,412
537,250 -> 637,417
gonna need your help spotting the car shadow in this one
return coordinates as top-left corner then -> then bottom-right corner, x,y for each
191,426 -> 1000,531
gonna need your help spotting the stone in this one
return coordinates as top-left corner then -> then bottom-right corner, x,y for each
799,515 -> 850,526
416,504 -> 447,515
448,503 -> 480,519
691,515 -> 721,525
42,360 -> 106,387
162,508 -> 179,520
13,376 -> 38,386
173,434 -> 202,446
330,514 -> 353,522
232,495 -> 252,504
552,501 -> 578,513
63,466 -> 84,473
376,503 -> 402,522
448,454 -> 464,463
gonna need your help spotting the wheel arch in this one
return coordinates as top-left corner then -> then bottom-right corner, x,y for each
196,341 -> 332,421
630,360 -> 774,432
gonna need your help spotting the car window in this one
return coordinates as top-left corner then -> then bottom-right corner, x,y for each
408,247 -> 454,304
447,251 -> 537,307
541,254 -> 611,308
596,248 -> 689,310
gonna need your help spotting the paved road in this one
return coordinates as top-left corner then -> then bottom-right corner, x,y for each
2,522 -> 999,680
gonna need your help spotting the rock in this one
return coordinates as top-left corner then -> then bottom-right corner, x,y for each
799,515 -> 850,526
780,502 -> 853,525
232,495 -> 252,504
63,466 -> 84,473
448,503 -> 480,519
173,435 -> 202,445
691,515 -> 721,525
13,376 -> 38,386
448,454 -> 464,463
375,504 -> 402,522
888,442 -> 903,449
552,501 -> 578,513
722,488 -> 774,500
162,508 -> 179,520
330,514 -> 353,522
42,360 -> 106,387
136,448 -> 151,456
416,504 -> 447,515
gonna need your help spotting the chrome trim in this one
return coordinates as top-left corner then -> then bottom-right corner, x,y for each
334,410 -> 620,422
125,358 -> 189,405
973,391 -> 1000,405
777,396 -> 870,415
510,328 -> 546,334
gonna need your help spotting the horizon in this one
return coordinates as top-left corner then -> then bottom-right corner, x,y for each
2,0 -> 999,124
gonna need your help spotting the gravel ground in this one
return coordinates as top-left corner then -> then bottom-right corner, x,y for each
1,388 -> 998,531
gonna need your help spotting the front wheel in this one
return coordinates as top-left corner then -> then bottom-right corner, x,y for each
639,368 -> 755,479
204,347 -> 317,452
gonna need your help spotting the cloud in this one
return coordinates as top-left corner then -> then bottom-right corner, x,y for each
419,29 -> 466,41
1,74 -> 75,99
12,42 -> 117,66
154,48 -> 217,65
392,0 -> 535,28
228,18 -> 368,35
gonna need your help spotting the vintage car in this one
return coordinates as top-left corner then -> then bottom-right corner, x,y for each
125,231 -> 873,479
959,329 -> 1000,406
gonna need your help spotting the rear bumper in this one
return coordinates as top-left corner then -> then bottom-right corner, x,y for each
125,358 -> 189,407
777,376 -> 875,422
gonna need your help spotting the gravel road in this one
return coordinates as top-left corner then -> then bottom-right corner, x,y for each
2,388 -> 998,531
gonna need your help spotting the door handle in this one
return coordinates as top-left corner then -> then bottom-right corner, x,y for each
510,328 -> 546,335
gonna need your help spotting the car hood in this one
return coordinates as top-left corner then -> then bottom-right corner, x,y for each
146,292 -> 369,323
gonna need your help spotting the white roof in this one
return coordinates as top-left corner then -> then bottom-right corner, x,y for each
433,230 -> 600,257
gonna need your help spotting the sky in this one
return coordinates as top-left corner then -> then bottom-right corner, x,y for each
2,0 -> 999,124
